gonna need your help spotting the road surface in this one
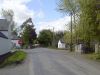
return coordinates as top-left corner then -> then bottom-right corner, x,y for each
0,48 -> 100,75
28,48 -> 100,75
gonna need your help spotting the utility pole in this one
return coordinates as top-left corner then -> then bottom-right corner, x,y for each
52,27 -> 55,47
70,12 -> 73,51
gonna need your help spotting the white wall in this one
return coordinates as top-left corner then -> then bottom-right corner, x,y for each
0,37 -> 12,55
58,41 -> 65,49
75,44 -> 82,53
11,40 -> 20,47
1,31 -> 9,38
95,43 -> 100,53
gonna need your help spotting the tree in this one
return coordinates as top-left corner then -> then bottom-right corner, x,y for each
58,0 -> 100,52
54,31 -> 64,47
77,0 -> 98,43
38,30 -> 53,47
58,0 -> 80,51
21,18 -> 37,47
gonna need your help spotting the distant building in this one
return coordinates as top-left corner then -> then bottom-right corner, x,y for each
58,39 -> 66,49
11,35 -> 20,49
0,19 -> 12,55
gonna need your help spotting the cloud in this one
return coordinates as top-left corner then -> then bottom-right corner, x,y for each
0,0 -> 35,25
36,11 -> 45,19
0,0 -> 70,34
36,16 -> 70,34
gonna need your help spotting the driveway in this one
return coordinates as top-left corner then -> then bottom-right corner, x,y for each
0,48 -> 100,75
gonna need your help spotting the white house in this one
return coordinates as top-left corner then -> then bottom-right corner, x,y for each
58,39 -> 66,49
75,44 -> 83,53
0,19 -> 12,55
11,35 -> 20,48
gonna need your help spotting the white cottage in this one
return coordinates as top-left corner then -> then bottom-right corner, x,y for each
0,19 -> 12,55
58,39 -> 66,49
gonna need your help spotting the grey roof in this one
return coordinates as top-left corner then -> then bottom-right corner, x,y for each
0,19 -> 10,31
0,32 -> 8,39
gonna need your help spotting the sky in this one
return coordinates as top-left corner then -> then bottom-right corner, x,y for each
0,0 -> 70,34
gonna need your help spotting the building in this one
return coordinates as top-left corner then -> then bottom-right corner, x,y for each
0,19 -> 12,55
58,39 -> 66,49
11,35 -> 20,48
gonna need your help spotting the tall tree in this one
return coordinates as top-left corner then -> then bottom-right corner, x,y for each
38,30 -> 53,47
58,0 -> 79,51
21,18 -> 37,47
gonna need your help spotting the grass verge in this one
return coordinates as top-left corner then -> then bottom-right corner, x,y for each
48,46 -> 66,50
85,53 -> 100,60
0,51 -> 27,68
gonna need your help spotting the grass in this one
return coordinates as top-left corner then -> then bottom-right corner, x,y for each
48,46 -> 66,50
85,53 -> 100,60
0,51 -> 27,68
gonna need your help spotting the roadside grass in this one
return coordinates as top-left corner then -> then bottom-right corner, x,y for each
48,46 -> 66,50
0,51 -> 27,68
85,53 -> 100,60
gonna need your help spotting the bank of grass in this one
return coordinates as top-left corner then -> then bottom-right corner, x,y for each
0,51 -> 27,68
85,53 -> 100,60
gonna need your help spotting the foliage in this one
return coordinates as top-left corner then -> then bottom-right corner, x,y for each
0,51 -> 26,68
78,0 -> 97,42
86,53 -> 100,60
21,18 -> 37,47
38,30 -> 53,47
54,31 -> 64,46
64,31 -> 71,44
21,25 -> 37,46
57,0 -> 100,52
58,0 -> 100,43
58,0 -> 79,15
58,0 -> 80,51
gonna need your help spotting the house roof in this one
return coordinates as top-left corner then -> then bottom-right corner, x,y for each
0,32 -> 8,39
0,19 -> 10,31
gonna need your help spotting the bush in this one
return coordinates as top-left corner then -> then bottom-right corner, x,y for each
0,51 -> 26,68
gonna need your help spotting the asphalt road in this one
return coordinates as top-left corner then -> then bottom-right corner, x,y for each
0,48 -> 100,75
27,48 -> 100,75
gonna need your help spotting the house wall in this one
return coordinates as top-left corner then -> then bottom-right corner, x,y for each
1,31 -> 9,38
75,44 -> 83,53
95,43 -> 100,53
0,37 -> 12,55
11,40 -> 20,48
58,41 -> 65,49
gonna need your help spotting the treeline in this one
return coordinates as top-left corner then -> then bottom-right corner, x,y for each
58,0 -> 100,52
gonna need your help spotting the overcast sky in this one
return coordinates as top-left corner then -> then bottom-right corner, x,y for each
0,0 -> 70,34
